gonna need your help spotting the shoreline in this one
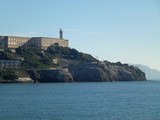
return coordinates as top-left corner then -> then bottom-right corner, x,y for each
0,77 -> 34,83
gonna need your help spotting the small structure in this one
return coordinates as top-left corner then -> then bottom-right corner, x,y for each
0,60 -> 21,69
53,58 -> 58,64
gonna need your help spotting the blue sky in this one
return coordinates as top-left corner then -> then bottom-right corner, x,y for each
0,0 -> 160,70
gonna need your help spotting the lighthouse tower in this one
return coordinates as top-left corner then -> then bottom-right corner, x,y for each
59,29 -> 63,39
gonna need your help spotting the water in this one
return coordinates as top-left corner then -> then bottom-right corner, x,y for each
0,81 -> 160,120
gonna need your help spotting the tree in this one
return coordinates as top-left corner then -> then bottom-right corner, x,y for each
2,70 -> 18,81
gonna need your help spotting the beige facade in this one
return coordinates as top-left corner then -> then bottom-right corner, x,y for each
0,29 -> 68,50
22,37 -> 68,49
0,36 -> 68,50
41,37 -> 68,49
27,37 -> 68,49
0,36 -> 29,49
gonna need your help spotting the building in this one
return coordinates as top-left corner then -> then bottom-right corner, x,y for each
0,60 -> 21,69
0,29 -> 68,50
0,36 -> 29,49
24,37 -> 68,50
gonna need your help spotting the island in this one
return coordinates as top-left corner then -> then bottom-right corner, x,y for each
0,30 -> 146,83
0,44 -> 146,83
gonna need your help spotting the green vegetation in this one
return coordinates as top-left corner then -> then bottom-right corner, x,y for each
17,44 -> 97,70
0,44 -> 98,81
0,44 -> 146,82
0,69 -> 18,81
16,47 -> 55,69
46,44 -> 98,62
0,49 -> 16,60
103,60 -> 124,66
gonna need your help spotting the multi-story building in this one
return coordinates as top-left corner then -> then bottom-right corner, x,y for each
0,36 -> 29,49
0,29 -> 68,50
23,37 -> 68,49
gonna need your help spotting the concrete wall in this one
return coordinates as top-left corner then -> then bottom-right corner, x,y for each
24,37 -> 68,49
0,36 -> 30,49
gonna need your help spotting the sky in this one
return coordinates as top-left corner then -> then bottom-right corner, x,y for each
0,0 -> 160,70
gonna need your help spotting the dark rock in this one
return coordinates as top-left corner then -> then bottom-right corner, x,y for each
32,59 -> 146,83
61,60 -> 146,82
39,69 -> 73,83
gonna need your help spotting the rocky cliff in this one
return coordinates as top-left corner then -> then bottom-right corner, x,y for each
0,46 -> 146,82
39,69 -> 73,83
131,64 -> 160,80
55,59 -> 146,82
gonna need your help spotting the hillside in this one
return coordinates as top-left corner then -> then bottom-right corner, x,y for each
0,44 -> 146,82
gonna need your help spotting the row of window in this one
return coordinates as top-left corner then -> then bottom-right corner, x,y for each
8,45 -> 19,48
8,38 -> 28,43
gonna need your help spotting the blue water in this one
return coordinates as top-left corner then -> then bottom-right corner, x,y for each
0,81 -> 160,120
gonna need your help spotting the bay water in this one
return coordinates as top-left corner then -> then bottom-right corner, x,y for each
0,81 -> 160,120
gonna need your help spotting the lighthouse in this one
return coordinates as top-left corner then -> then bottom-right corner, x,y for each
59,29 -> 63,39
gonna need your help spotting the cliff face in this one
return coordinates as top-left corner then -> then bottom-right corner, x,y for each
58,59 -> 146,82
107,64 -> 146,81
132,64 -> 160,80
0,47 -> 146,83
26,59 -> 146,82
39,69 -> 73,83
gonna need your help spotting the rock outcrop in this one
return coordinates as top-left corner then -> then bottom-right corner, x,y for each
132,64 -> 160,80
31,59 -> 146,83
59,59 -> 146,82
39,69 -> 73,83
0,46 -> 146,83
